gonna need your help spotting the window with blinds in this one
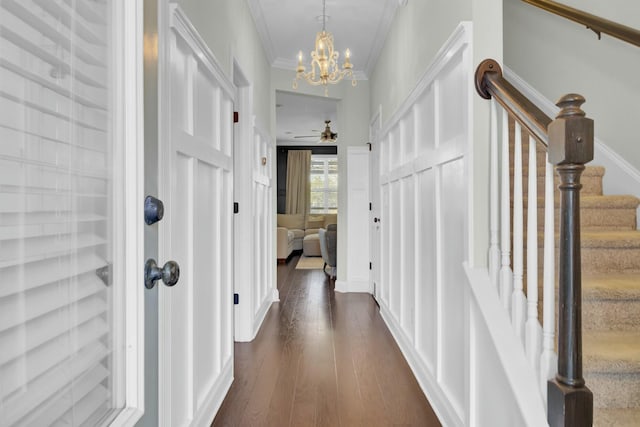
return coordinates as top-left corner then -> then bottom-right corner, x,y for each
0,1 -> 125,426
310,155 -> 338,214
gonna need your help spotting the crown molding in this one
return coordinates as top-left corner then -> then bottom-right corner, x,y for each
246,0 -> 276,63
364,0 -> 398,77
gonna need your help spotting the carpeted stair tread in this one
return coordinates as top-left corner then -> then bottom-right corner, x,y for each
594,408 -> 640,426
583,330 -> 640,374
581,231 -> 640,249
583,273 -> 640,300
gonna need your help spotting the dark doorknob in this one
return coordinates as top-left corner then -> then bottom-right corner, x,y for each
145,258 -> 180,289
374,217 -> 380,223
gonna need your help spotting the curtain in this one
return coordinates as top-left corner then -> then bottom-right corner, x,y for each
285,150 -> 311,214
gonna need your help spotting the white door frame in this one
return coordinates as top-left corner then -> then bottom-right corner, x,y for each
369,105 -> 382,302
116,0 -> 145,422
232,60 -> 254,342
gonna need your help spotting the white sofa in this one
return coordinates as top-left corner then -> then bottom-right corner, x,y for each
277,213 -> 337,263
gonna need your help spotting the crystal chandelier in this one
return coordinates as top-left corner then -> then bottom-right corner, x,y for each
292,0 -> 356,96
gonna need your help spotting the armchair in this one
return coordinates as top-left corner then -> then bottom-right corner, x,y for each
319,224 -> 337,278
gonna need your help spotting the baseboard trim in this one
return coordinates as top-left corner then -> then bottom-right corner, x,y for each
334,279 -> 372,294
334,280 -> 348,293
191,358 -> 233,427
252,294 -> 273,340
379,304 -> 463,427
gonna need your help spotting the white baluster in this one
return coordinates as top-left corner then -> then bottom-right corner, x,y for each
512,121 -> 526,342
539,152 -> 558,403
525,135 -> 543,370
499,109 -> 513,310
489,99 -> 500,293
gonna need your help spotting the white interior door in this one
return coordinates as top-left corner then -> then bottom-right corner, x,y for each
0,0 -> 144,426
158,6 -> 234,427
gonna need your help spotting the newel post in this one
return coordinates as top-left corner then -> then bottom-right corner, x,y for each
547,94 -> 594,427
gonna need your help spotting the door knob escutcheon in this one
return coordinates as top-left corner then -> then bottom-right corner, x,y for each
145,258 -> 180,289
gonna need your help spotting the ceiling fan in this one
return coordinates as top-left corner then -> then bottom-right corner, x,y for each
294,120 -> 338,143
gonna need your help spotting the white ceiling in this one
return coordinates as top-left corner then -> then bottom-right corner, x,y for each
247,0 -> 401,78
248,0 -> 406,146
275,91 -> 338,145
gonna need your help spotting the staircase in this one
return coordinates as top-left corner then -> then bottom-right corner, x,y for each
579,175 -> 640,426
518,135 -> 640,426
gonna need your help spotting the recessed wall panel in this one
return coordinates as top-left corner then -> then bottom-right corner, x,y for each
401,176 -> 415,342
416,86 -> 435,154
416,168 -> 437,372
438,54 -> 465,147
439,158 -> 466,414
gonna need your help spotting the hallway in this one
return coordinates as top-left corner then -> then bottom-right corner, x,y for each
212,255 -> 441,426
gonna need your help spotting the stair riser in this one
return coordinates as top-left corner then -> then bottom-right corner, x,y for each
583,299 -> 640,331
531,286 -> 640,332
530,208 -> 638,231
524,247 -> 640,274
582,248 -> 640,274
510,174 -> 603,198
586,373 -> 640,408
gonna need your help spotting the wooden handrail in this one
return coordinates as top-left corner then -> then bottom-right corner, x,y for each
475,59 -> 594,427
523,0 -> 640,48
475,59 -> 552,146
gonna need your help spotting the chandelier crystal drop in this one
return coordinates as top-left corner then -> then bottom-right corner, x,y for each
292,0 -> 356,96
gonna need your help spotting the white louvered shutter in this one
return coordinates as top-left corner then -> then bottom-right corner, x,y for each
0,1 -> 130,426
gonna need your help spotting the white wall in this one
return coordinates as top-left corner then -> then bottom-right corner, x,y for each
176,0 -> 272,132
370,0 -> 472,119
504,0 -> 640,171
271,68 -> 370,283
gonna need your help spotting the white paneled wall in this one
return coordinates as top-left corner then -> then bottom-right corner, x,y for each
371,24 -> 546,426
374,26 -> 471,424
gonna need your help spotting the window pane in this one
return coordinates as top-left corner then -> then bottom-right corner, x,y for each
327,191 -> 338,210
310,155 -> 338,214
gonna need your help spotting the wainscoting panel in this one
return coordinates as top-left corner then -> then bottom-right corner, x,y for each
416,168 -> 437,374
372,23 -> 472,426
438,158 -> 466,416
400,175 -> 415,343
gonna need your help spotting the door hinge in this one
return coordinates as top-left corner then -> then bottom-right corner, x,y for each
367,142 -> 372,151
234,202 -> 239,214
233,111 -> 239,123
369,202 -> 372,211
234,293 -> 239,305
369,262 -> 372,270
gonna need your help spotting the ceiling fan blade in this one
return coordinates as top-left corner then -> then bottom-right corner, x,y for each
294,135 -> 318,138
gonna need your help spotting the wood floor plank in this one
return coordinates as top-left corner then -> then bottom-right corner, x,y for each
212,255 -> 440,427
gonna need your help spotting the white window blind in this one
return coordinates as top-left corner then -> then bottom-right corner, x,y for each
0,1 -> 124,426
310,155 -> 337,214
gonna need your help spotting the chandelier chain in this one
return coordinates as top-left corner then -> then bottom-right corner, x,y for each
322,0 -> 326,31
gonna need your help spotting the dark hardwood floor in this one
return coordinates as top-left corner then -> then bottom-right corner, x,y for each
212,254 -> 441,427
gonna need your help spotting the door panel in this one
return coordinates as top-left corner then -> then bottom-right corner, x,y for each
159,7 -> 234,426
